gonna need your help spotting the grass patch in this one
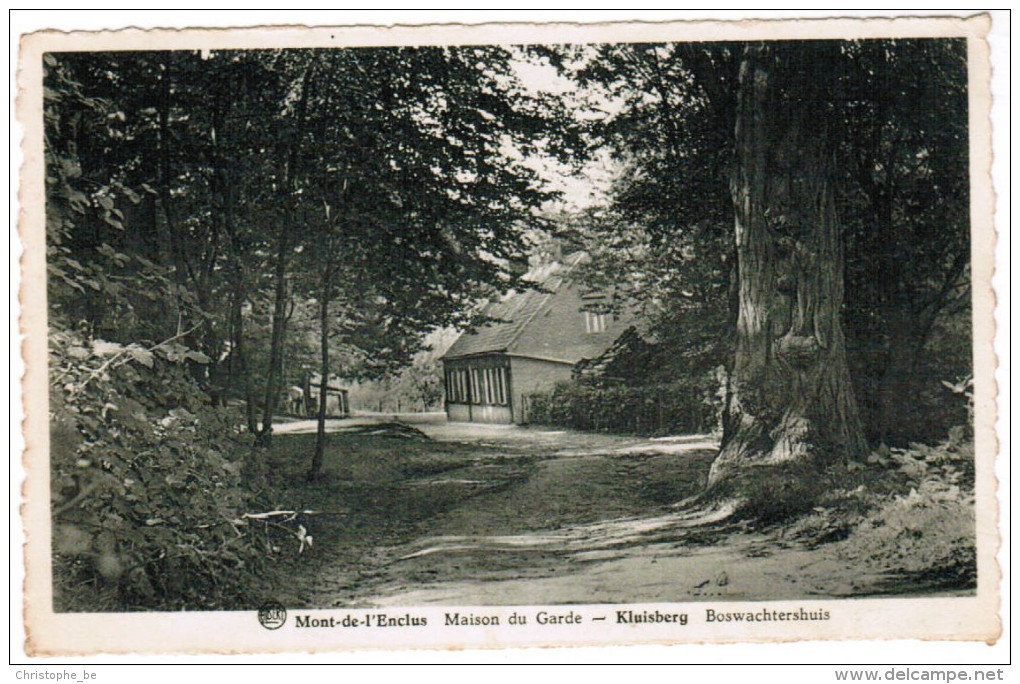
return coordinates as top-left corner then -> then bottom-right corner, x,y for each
720,460 -> 848,525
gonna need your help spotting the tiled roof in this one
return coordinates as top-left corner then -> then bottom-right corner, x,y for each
443,252 -> 632,365
441,288 -> 546,358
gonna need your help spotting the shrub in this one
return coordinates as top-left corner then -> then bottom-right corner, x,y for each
836,478 -> 975,587
49,329 -> 295,611
526,378 -> 718,436
789,434 -> 977,590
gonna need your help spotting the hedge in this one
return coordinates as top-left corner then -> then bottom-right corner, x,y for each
526,379 -> 718,436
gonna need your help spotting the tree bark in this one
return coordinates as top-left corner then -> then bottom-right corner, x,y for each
302,372 -> 313,417
308,282 -> 331,481
709,43 -> 867,487
156,58 -> 187,333
255,230 -> 290,447
228,286 -> 259,436
254,65 -> 314,448
219,169 -> 260,437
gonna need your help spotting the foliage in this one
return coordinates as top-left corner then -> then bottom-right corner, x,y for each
558,44 -> 736,380
43,45 -> 577,604
283,46 -> 575,382
552,39 -> 972,447
49,329 -> 304,611
392,358 -> 446,412
832,436 -> 976,587
45,46 -> 572,471
722,434 -> 976,588
839,39 -> 972,444
754,430 -> 976,589
526,378 -> 718,436
349,357 -> 445,414
353,329 -> 457,414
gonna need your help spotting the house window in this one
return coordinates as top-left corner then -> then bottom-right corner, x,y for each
585,311 -> 608,333
446,369 -> 471,403
448,371 -> 455,402
495,367 -> 506,405
449,364 -> 510,406
470,369 -> 481,402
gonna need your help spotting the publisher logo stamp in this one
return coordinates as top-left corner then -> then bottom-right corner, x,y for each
258,602 -> 287,630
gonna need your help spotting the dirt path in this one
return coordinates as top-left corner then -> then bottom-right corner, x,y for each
260,419 -> 948,608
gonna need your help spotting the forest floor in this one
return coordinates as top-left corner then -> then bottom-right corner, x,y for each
257,417 -> 974,608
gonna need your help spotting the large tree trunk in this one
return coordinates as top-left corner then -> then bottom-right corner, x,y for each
709,43 -> 866,488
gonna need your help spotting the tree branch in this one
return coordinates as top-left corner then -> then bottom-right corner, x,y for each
77,324 -> 203,393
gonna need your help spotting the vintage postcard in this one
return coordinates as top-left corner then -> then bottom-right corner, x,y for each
18,14 -> 1000,655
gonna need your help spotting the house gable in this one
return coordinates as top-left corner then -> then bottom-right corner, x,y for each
506,278 -> 629,365
441,286 -> 550,359
443,252 -> 634,366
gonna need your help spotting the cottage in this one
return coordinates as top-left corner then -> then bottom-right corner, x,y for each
442,252 -> 634,424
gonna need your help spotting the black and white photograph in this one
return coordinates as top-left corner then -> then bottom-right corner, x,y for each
16,12 -> 1001,657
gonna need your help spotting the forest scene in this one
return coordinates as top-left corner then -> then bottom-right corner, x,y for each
44,38 -> 976,612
